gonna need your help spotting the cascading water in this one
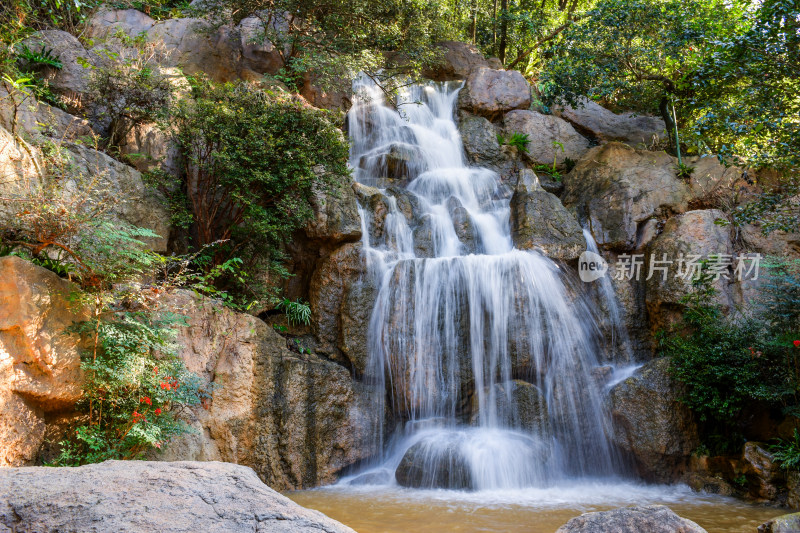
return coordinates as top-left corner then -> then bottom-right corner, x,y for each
347,78 -> 625,491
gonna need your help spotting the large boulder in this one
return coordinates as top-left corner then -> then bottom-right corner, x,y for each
555,505 -> 707,533
760,512 -> 800,533
0,87 -> 92,142
157,291 -> 379,490
458,68 -> 531,118
510,169 -> 585,260
0,257 -> 87,466
0,460 -> 356,533
303,177 -> 362,245
645,209 -> 733,329
503,110 -> 591,168
554,98 -> 666,147
20,31 -> 95,106
608,358 -> 700,482
458,111 -> 514,175
423,41 -> 490,81
562,143 -> 690,251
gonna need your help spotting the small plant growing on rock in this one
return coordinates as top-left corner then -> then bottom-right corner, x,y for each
497,131 -> 530,153
277,298 -> 312,326
675,162 -> 695,179
772,429 -> 800,471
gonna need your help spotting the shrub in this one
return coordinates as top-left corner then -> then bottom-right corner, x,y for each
160,79 -> 351,306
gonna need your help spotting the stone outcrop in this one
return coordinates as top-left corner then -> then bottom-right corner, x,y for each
304,178 -> 362,245
644,209 -> 733,329
86,9 -> 284,83
157,291 -> 379,490
0,87 -> 93,142
554,98 -> 666,147
563,143 -> 689,250
458,68 -> 531,118
0,125 -> 40,199
0,256 -> 86,466
608,358 -> 700,482
0,460 -> 356,533
555,505 -> 707,533
510,169 -> 585,260
470,380 -> 549,433
395,436 -> 473,490
503,109 -> 591,168
458,111 -> 515,176
423,41 -> 490,81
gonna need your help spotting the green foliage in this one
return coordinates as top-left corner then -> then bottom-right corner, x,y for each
192,0 -> 457,94
661,262 -> 800,451
161,79 -> 350,305
86,32 -> 176,149
109,0 -> 191,20
772,429 -> 800,471
54,297 -> 204,465
277,298 -> 312,326
16,44 -> 63,69
497,131 -> 530,153
675,162 -> 695,180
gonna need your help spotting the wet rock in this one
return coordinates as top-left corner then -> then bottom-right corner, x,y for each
447,197 -> 479,254
395,436 -> 474,490
554,98 -> 666,147
349,469 -> 393,486
413,214 -> 436,258
0,461 -> 356,533
458,68 -> 531,118
0,257 -> 87,466
470,380 -> 550,433
423,41 -> 490,81
555,505 -> 707,533
759,512 -> 800,533
743,441 -> 784,500
562,143 -> 690,251
503,110 -> 590,169
788,471 -> 800,509
608,358 -> 700,482
645,209 -> 733,330
684,472 -> 735,496
510,170 -> 585,260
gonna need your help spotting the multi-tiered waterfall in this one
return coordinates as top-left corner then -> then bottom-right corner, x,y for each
347,79 -> 624,490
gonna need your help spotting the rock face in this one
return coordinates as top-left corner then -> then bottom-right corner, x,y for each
458,68 -> 531,118
563,143 -> 689,250
0,126 -> 39,199
510,170 -> 585,260
0,460 -> 356,533
0,87 -> 93,142
760,512 -> 800,533
157,291 -> 379,490
0,257 -> 86,466
63,143 -> 172,252
645,209 -> 733,329
555,505 -> 707,533
458,111 -> 515,175
608,358 -> 700,482
304,178 -> 362,244
555,98 -> 666,147
423,41 -> 490,80
470,380 -> 549,433
503,110 -> 591,168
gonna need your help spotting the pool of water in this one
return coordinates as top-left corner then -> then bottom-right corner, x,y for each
287,481 -> 785,533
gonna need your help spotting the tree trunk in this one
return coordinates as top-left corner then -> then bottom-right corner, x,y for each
498,0 -> 508,64
659,96 -> 677,155
470,0 -> 478,44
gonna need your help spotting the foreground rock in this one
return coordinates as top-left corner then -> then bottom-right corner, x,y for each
0,257 -> 86,467
555,505 -> 707,533
608,358 -> 700,482
503,110 -> 591,168
759,512 -> 800,533
0,460 -> 356,533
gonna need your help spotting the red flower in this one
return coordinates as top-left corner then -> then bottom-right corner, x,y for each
153,366 -> 159,374
140,396 -> 152,405
794,340 -> 800,348
155,408 -> 162,415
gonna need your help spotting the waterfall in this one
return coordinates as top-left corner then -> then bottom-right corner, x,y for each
348,78 -> 624,490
